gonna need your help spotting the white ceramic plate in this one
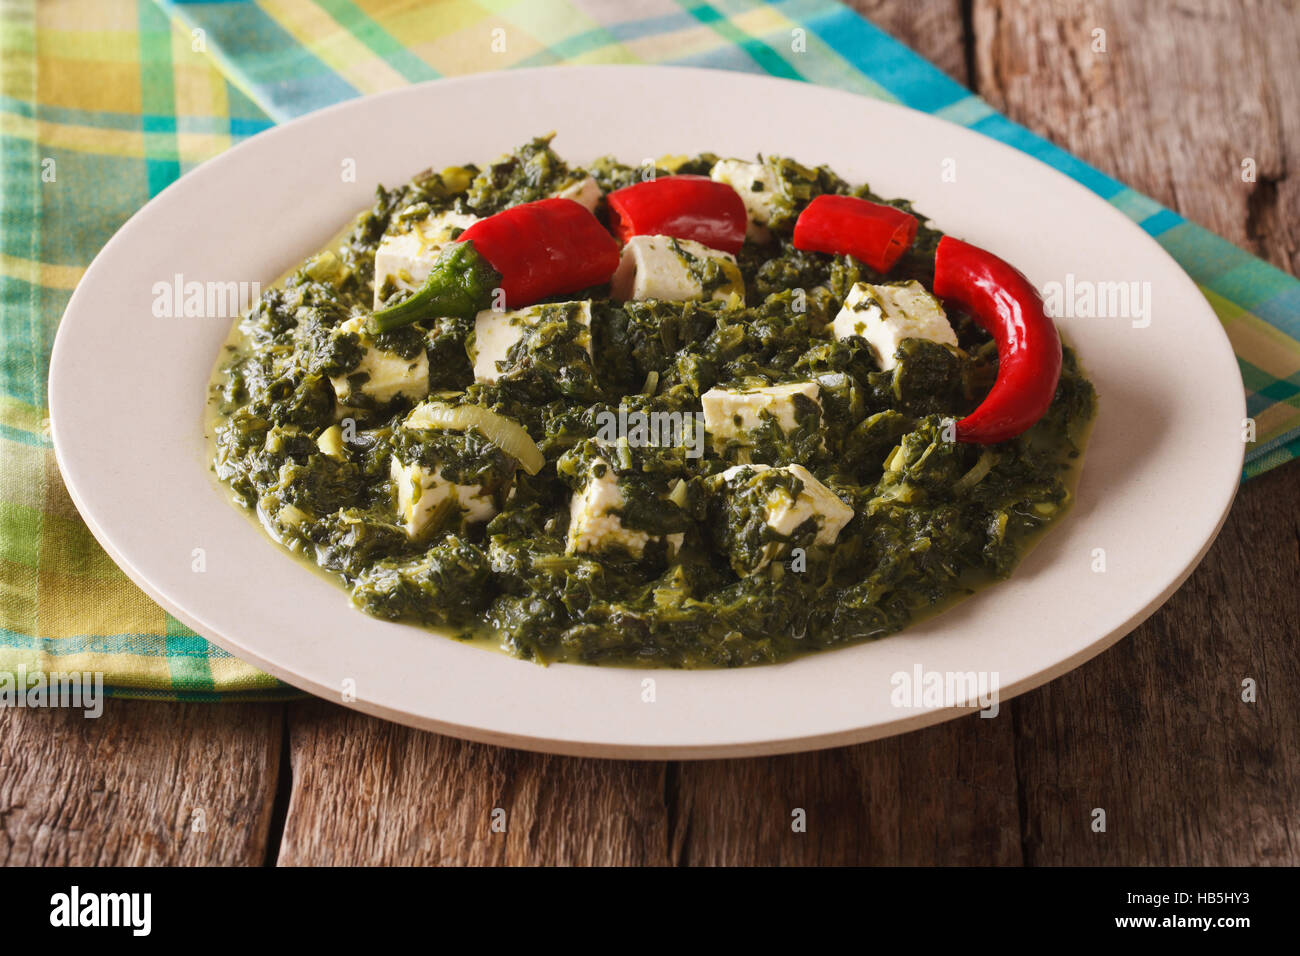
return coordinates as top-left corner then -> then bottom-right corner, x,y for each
50,66 -> 1243,757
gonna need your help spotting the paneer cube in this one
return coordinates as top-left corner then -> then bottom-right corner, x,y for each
329,316 -> 429,407
553,174 -> 603,212
390,453 -> 497,540
610,235 -> 743,304
566,460 -> 683,558
701,382 -> 822,455
831,280 -> 957,371
470,300 -> 593,384
373,209 -> 480,308
710,158 -> 782,238
712,463 -> 854,574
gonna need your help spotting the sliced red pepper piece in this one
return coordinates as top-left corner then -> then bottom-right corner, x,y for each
369,198 -> 619,333
460,197 -> 619,307
606,175 -> 747,255
932,236 -> 1062,444
792,194 -> 919,273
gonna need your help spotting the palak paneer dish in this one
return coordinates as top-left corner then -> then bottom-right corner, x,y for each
209,135 -> 1095,667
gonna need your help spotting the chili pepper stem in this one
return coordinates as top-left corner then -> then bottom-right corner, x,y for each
368,240 -> 501,335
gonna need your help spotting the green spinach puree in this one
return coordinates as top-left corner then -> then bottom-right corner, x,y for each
209,136 -> 1096,667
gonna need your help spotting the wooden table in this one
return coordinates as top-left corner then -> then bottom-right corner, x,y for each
3,0 -> 1297,866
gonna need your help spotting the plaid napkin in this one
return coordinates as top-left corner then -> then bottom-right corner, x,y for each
3,0 -> 1297,700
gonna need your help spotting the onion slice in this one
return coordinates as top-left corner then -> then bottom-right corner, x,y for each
405,402 -> 545,475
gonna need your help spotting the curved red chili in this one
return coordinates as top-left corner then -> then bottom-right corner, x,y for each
932,236 -> 1062,444
370,197 -> 620,333
460,197 -> 620,306
792,194 -> 919,273
606,175 -> 747,255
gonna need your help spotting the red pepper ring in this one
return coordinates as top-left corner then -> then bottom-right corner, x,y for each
932,236 -> 1062,445
606,175 -> 747,255
792,194 -> 919,273
458,197 -> 621,308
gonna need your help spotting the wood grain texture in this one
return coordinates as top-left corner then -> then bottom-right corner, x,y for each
1011,463 -> 1300,865
971,0 -> 1300,865
971,0 -> 1300,273
0,702 -> 281,865
276,702 -> 1021,866
276,700 -> 673,865
673,714 -> 1022,865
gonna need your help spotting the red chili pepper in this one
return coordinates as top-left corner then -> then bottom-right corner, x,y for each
792,194 -> 919,273
369,198 -> 619,333
460,197 -> 620,306
606,176 -> 747,255
932,236 -> 1062,444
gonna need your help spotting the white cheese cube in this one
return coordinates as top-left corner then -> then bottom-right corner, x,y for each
390,454 -> 496,539
373,209 -> 480,308
470,300 -> 592,384
553,174 -> 603,213
329,316 -> 429,406
710,158 -> 781,239
610,235 -> 743,304
716,463 -> 853,573
831,280 -> 957,371
701,382 -> 822,453
566,461 -> 682,558
763,464 -> 853,545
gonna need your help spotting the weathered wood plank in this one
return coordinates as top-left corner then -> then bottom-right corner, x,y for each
975,0 -> 1300,865
276,700 -> 673,865
0,701 -> 281,866
1011,461 -> 1300,865
674,713 -> 1022,865
277,699 -> 1020,866
972,0 -> 1299,273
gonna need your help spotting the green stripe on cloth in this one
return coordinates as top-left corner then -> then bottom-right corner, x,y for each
2,0 -> 1297,700
139,0 -> 180,195
314,0 -> 442,83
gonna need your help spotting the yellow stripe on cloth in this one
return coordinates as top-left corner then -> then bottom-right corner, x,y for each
0,253 -> 85,290
261,0 -> 411,94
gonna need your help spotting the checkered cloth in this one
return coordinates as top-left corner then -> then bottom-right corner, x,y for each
3,0 -> 1297,699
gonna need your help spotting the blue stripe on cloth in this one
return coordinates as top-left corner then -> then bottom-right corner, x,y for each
156,0 -> 361,122
0,424 -> 49,448
1154,223 -> 1239,283
0,627 -> 240,658
1253,286 -> 1300,339
969,114 -> 1126,199
1140,208 -> 1183,237
801,1 -> 966,112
